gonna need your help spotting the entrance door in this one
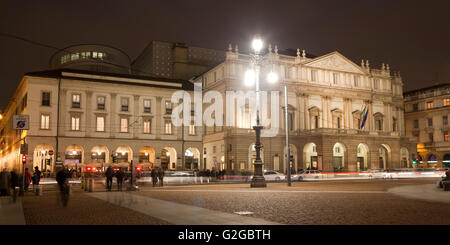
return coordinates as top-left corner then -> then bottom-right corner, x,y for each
379,157 -> 384,169
311,156 -> 318,170
357,157 -> 364,170
333,157 -> 343,172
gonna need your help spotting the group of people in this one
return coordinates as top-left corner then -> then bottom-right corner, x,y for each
151,167 -> 165,187
103,166 -> 165,191
0,166 -> 42,198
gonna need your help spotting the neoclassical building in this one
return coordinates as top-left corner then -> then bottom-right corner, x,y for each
404,83 -> 450,168
197,44 -> 416,172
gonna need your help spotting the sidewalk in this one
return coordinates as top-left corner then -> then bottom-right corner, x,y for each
388,184 -> 450,204
0,197 -> 26,225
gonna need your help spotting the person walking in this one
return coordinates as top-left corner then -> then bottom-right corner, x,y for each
115,168 -> 125,191
56,167 -> 69,207
151,168 -> 158,187
32,166 -> 41,190
0,168 -> 11,196
24,168 -> 32,192
105,166 -> 114,191
158,167 -> 165,187
10,170 -> 19,202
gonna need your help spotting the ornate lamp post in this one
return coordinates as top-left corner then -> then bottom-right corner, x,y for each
246,38 -> 278,188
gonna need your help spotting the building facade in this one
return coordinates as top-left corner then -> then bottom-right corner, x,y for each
404,83 -> 450,168
196,45 -> 416,173
0,68 -> 202,173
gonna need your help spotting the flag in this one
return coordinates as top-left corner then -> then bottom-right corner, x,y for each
360,104 -> 369,129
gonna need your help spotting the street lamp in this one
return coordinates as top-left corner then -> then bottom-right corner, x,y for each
246,37 -> 275,188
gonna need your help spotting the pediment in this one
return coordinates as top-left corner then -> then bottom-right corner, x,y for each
304,52 -> 365,74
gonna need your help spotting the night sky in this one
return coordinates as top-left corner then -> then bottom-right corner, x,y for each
1,0 -> 449,109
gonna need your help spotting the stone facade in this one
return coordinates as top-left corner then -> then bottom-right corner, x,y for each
404,83 -> 450,168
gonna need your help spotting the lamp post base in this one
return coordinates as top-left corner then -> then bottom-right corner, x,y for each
251,159 -> 266,188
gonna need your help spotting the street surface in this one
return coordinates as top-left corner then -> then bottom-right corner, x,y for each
16,178 -> 450,225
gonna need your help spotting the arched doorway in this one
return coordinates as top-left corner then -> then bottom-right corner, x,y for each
161,147 -> 177,170
378,144 -> 391,169
139,146 -> 156,171
65,144 -> 84,172
248,143 -> 264,171
33,144 -> 55,173
400,147 -> 409,168
357,143 -> 369,171
303,143 -> 318,170
185,147 -> 200,170
443,154 -> 450,168
114,146 -> 133,170
333,142 -> 346,172
283,144 -> 298,173
90,145 -> 109,171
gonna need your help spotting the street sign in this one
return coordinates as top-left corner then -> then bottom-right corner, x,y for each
49,150 -> 54,155
13,115 -> 30,130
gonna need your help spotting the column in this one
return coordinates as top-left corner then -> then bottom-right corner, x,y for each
298,93 -> 304,130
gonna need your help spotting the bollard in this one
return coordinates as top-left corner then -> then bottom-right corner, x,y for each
88,178 -> 94,192
35,185 -> 42,196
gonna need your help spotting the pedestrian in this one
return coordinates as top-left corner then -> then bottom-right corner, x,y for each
0,168 -> 11,196
56,167 -> 69,207
115,168 -> 125,191
105,166 -> 114,191
151,168 -> 158,187
24,168 -> 32,192
158,167 -> 165,187
32,166 -> 41,190
10,170 -> 19,202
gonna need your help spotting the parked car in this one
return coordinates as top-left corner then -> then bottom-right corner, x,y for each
294,170 -> 322,181
248,170 -> 286,182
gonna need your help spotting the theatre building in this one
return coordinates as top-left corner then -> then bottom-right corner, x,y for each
197,44 -> 416,172
0,44 -> 202,173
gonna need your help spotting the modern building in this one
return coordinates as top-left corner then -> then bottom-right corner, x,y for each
196,44 -> 416,173
404,83 -> 450,168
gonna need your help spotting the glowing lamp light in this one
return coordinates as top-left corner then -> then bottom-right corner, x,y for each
97,151 -> 101,156
41,150 -> 46,155
244,70 -> 256,87
267,71 -> 278,83
252,38 -> 263,53
144,152 -> 149,156
72,151 -> 77,155
166,151 -> 170,157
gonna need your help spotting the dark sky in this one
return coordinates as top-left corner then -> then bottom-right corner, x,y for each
1,0 -> 449,109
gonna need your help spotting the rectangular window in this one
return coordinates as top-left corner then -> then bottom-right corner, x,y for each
40,114 -> 49,129
204,148 -> 207,155
444,98 -> 450,106
97,96 -> 105,110
353,76 -> 359,87
333,73 -> 339,84
376,119 -> 383,131
121,98 -> 129,112
337,117 -> 341,129
213,146 -> 217,153
445,131 -> 449,142
165,101 -> 172,114
311,70 -> 317,82
444,116 -> 448,125
288,113 -> 294,131
314,116 -> 319,129
72,94 -> 80,108
42,92 -> 50,106
120,118 -> 128,133
413,119 -> 419,128
96,116 -> 105,132
143,120 -> 151,134
144,99 -> 151,113
189,124 -> 195,135
427,101 -> 433,109
71,116 -> 80,131
429,133 -> 434,142
428,118 -> 433,127
412,103 -> 418,112
165,120 -> 172,134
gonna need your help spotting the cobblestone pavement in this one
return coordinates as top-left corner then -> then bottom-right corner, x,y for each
20,178 -> 450,225
21,186 -> 171,225
132,178 -> 450,225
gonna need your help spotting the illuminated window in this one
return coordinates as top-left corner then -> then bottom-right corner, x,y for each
165,120 -> 172,134
121,98 -> 129,112
120,118 -> 128,133
427,101 -> 433,109
143,120 -> 151,134
97,96 -> 105,110
96,116 -> 105,132
444,131 -> 449,142
165,101 -> 172,114
444,98 -> 450,106
71,116 -> 80,131
189,124 -> 195,135
72,94 -> 80,108
40,114 -> 50,129
144,99 -> 151,113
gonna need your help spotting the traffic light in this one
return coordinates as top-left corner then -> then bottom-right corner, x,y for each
21,155 -> 26,163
